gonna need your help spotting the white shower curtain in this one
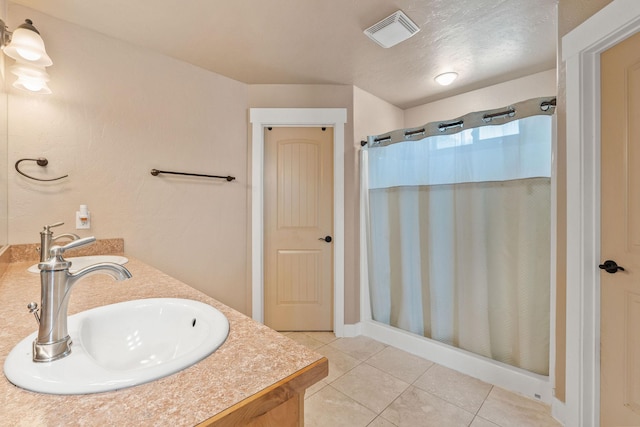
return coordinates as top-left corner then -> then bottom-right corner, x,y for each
365,115 -> 552,375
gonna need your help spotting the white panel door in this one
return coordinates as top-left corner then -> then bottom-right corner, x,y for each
264,127 -> 333,331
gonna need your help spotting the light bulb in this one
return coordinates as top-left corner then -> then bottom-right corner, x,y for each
10,62 -> 51,94
20,78 -> 44,91
13,77 -> 51,94
15,47 -> 41,61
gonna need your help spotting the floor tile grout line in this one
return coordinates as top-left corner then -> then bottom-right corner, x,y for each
474,385 -> 494,416
470,414 -> 498,427
362,342 -> 389,362
408,360 -> 436,386
371,381 -> 412,425
285,332 -> 327,350
336,362 -> 413,416
301,331 -> 339,345
319,344 -> 366,386
420,386 -> 479,419
408,370 -> 494,417
312,383 -> 380,423
473,387 -> 510,427
324,339 -> 389,365
367,413 -> 399,427
376,384 -> 480,426
360,359 -> 430,389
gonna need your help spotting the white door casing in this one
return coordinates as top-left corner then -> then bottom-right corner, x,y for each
250,108 -> 347,337
564,1 -> 640,426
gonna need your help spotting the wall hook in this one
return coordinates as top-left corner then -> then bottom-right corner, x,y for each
15,157 -> 68,182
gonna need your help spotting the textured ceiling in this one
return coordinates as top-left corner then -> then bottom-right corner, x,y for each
11,0 -> 558,109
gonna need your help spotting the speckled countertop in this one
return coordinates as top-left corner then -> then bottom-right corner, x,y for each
0,254 -> 325,426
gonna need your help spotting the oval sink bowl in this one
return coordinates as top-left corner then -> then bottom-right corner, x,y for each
4,298 -> 229,394
27,255 -> 129,273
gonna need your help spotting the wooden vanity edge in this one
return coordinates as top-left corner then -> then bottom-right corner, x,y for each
196,356 -> 329,427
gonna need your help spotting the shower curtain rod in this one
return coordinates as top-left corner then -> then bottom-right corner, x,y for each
365,96 -> 556,147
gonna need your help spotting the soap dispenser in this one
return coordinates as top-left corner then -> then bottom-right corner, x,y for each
76,204 -> 90,229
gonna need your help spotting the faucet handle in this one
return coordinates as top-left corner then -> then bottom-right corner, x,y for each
43,222 -> 64,233
27,302 -> 40,325
50,236 -> 96,257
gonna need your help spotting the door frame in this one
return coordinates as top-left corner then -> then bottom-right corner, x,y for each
564,1 -> 640,426
249,108 -> 348,336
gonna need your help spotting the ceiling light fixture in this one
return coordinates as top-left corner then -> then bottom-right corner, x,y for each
434,72 -> 458,86
0,18 -> 53,94
364,10 -> 420,48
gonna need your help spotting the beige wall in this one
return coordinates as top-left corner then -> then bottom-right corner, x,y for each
7,5 -> 250,312
352,87 -> 404,321
555,0 -> 614,403
248,85 -> 353,111
353,87 -> 404,141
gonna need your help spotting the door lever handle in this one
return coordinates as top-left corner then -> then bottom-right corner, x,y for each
319,236 -> 332,243
599,259 -> 625,274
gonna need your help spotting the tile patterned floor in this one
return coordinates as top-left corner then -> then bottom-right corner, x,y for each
282,332 -> 562,427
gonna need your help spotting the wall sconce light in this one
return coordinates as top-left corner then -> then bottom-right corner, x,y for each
0,18 -> 52,94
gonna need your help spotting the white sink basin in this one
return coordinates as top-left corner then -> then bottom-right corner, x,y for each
27,255 -> 129,273
4,298 -> 229,394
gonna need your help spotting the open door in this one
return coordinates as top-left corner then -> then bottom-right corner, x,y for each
600,29 -> 640,426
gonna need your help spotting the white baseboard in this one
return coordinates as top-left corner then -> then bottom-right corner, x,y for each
340,322 -> 362,337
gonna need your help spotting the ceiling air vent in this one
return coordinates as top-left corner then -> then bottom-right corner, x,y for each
364,10 -> 420,48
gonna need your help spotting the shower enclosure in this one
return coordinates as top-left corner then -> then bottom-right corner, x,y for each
361,97 -> 555,398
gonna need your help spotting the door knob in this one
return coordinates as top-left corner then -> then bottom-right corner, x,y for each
599,260 -> 625,274
319,236 -> 332,243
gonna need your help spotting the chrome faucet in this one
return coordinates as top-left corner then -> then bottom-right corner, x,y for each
39,222 -> 80,263
31,236 -> 132,363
